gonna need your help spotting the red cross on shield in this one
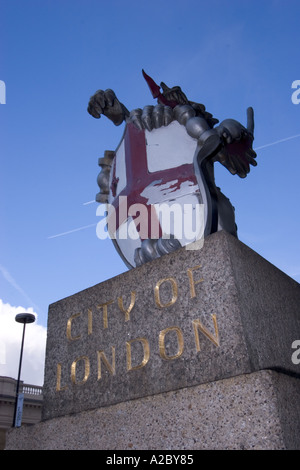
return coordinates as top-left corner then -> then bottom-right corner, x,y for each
105,121 -> 205,267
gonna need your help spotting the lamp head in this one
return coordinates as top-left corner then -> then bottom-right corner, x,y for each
15,313 -> 36,324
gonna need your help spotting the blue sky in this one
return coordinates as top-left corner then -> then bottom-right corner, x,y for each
0,0 -> 299,383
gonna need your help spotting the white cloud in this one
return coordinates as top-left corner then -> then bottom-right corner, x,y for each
0,299 -> 46,386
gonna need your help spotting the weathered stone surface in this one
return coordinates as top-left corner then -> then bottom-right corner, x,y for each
6,370 -> 300,450
41,231 -> 300,420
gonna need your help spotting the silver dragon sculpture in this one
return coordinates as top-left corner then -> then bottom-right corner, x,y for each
87,70 -> 257,266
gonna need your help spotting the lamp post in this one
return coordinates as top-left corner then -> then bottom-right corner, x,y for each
12,313 -> 35,427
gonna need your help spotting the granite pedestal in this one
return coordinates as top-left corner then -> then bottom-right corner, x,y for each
6,231 -> 300,450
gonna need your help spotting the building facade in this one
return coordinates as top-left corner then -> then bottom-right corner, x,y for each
0,376 -> 43,449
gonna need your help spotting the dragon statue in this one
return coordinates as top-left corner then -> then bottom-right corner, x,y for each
87,70 -> 257,268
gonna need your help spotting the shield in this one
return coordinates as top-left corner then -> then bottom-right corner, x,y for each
104,120 -> 207,268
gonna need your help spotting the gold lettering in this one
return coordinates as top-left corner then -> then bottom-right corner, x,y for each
56,363 -> 68,391
71,355 -> 90,385
154,277 -> 178,308
117,291 -> 136,322
192,314 -> 219,351
66,312 -> 82,341
187,265 -> 204,298
126,338 -> 150,371
97,300 -> 114,329
97,347 -> 116,379
159,326 -> 184,360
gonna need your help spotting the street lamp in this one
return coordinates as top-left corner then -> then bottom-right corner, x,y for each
12,313 -> 35,427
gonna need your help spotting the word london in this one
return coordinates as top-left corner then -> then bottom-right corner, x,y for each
55,264 -> 220,391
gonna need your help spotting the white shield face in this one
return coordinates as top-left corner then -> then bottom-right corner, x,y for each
107,121 -> 205,267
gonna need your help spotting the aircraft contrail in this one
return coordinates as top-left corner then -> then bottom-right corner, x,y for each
48,133 -> 300,239
253,133 -> 300,150
0,264 -> 40,313
48,223 -> 97,239
83,200 -> 95,205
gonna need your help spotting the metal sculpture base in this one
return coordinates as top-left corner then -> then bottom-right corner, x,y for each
6,231 -> 300,450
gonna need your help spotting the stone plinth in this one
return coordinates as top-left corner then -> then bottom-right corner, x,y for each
6,231 -> 300,450
6,370 -> 300,450
42,231 -> 300,420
